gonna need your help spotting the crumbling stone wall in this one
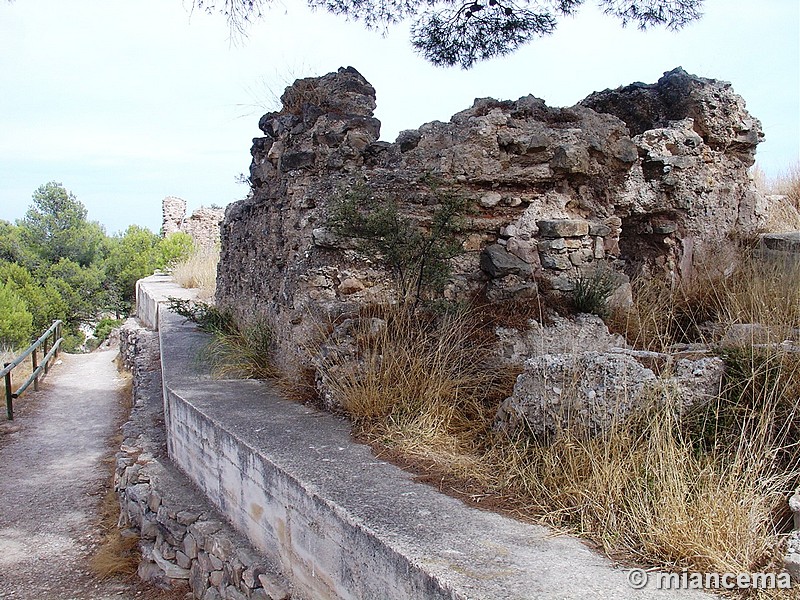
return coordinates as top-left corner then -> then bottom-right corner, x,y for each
216,66 -> 766,368
162,196 -> 224,251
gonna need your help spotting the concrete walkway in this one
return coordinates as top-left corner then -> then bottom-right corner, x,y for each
0,348 -> 164,599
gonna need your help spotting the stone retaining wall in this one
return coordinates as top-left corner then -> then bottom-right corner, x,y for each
115,319 -> 291,600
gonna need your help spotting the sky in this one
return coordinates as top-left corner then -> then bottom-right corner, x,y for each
0,0 -> 798,235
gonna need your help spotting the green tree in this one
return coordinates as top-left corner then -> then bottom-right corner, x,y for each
0,282 -> 34,349
104,226 -> 160,314
196,0 -> 704,67
0,221 -> 36,268
43,258 -> 105,327
156,232 -> 195,270
0,260 -> 69,337
18,181 -> 106,267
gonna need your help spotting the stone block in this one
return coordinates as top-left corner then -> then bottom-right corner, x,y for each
258,574 -> 290,600
177,510 -> 201,526
480,244 -> 533,278
224,586 -> 248,600
176,550 -> 192,569
479,191 -> 502,208
540,254 -> 572,271
536,219 -> 589,238
190,562 -> 209,594
152,548 -> 190,579
189,521 -> 222,549
569,249 -> 593,267
593,236 -> 605,259
588,222 -> 611,237
506,237 -> 539,265
203,588 -> 222,600
184,532 -> 199,559
208,534 -> 236,563
495,351 -> 657,441
538,238 -> 565,252
338,277 -> 365,295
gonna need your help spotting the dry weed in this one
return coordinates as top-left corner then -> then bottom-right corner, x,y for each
90,485 -> 139,579
171,245 -> 219,300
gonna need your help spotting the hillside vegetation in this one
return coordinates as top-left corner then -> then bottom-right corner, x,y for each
0,181 -> 193,352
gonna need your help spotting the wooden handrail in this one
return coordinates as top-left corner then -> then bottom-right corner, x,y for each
2,320 -> 63,420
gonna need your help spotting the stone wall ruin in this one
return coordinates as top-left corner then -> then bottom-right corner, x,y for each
216,66 -> 766,369
162,196 -> 225,251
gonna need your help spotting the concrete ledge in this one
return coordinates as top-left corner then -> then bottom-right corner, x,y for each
135,274 -> 199,330
146,281 -> 713,599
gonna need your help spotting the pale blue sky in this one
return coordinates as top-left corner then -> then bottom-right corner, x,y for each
1,0 -> 798,234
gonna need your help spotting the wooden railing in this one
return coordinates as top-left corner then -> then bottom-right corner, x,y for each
1,320 -> 63,420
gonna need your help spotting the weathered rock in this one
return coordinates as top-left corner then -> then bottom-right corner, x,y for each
258,573 -> 291,600
480,244 -> 533,278
152,548 -> 190,579
672,356 -> 724,406
495,314 -> 627,364
789,490 -> 800,530
496,351 -> 658,440
537,219 -> 590,238
784,552 -> 800,583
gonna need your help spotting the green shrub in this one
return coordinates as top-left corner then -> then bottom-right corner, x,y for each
94,318 -> 123,342
0,282 -> 33,349
166,297 -> 276,379
571,266 -> 619,317
327,183 -> 469,305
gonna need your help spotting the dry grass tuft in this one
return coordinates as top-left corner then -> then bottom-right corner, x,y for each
171,245 -> 220,300
0,349 -> 35,402
758,161 -> 800,232
322,305 -> 516,476
771,162 -> 800,208
201,312 -> 278,380
90,485 -> 140,579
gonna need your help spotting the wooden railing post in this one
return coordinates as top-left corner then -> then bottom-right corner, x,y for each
32,348 -> 39,392
4,363 -> 12,421
43,336 -> 50,375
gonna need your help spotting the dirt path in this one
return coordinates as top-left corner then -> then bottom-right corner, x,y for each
0,348 -> 178,600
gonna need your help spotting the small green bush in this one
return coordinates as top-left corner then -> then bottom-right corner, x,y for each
0,282 -> 33,349
166,298 -> 236,335
94,318 -> 123,342
571,266 -> 619,317
327,183 -> 469,305
166,297 -> 276,379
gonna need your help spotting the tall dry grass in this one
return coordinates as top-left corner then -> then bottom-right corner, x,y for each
321,306 -> 515,475
321,264 -> 800,589
171,245 -> 220,300
0,349 -> 34,401
613,247 -> 800,352
771,162 -> 800,208
757,161 -> 800,232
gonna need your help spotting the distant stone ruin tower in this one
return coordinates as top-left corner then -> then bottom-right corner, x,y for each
161,196 -> 224,251
161,196 -> 187,237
